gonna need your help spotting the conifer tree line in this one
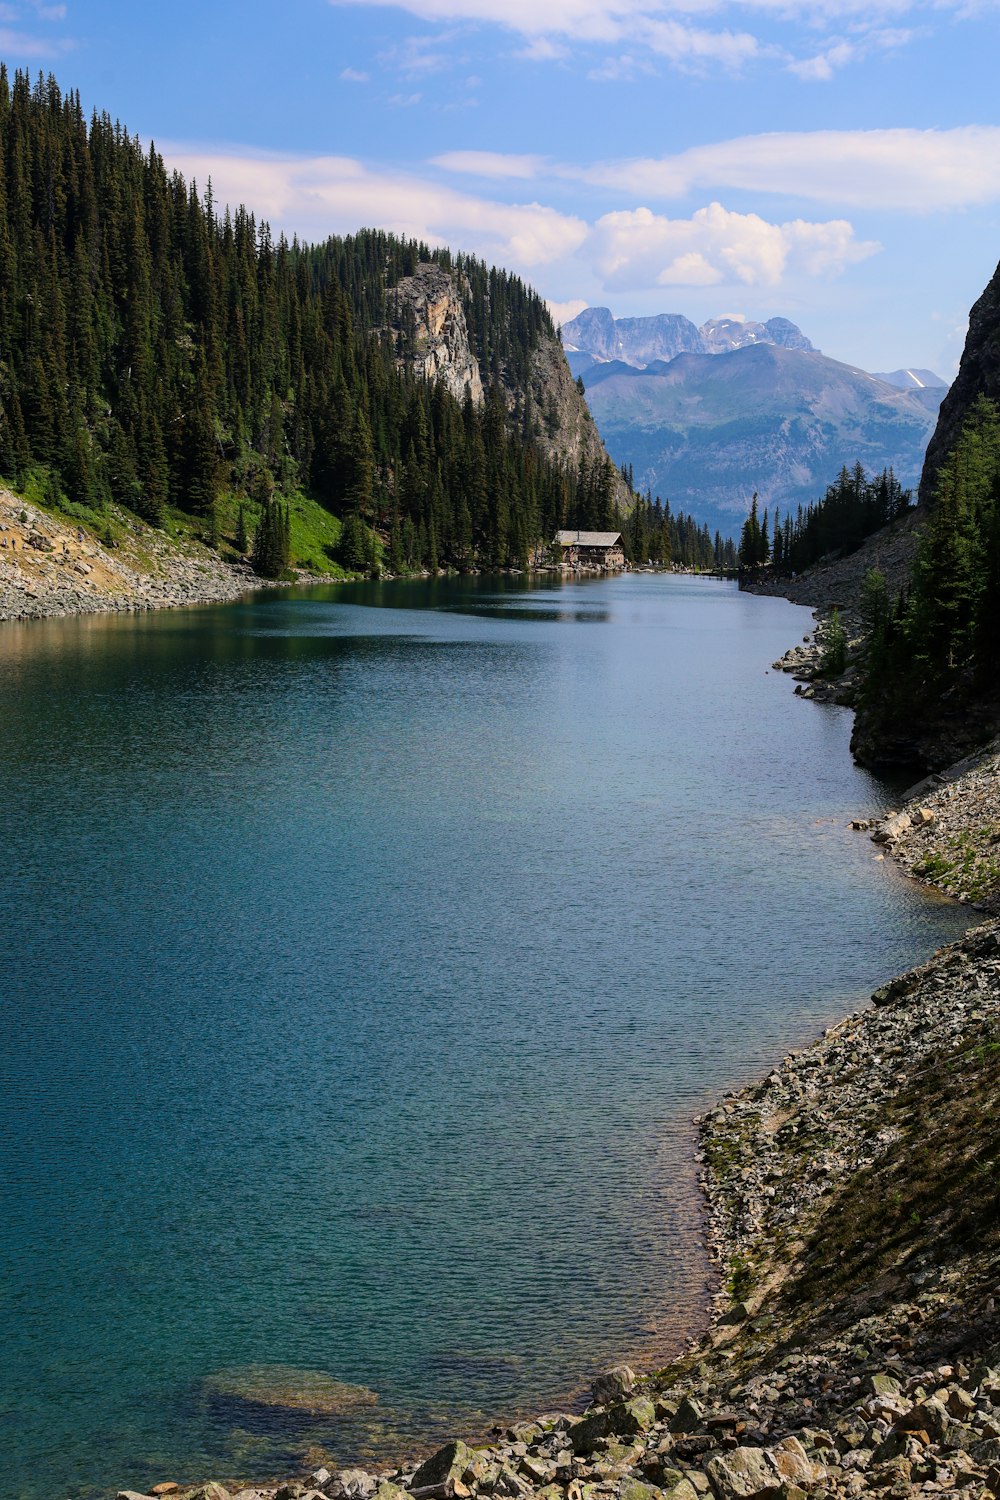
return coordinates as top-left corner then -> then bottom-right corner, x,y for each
0,67 -> 630,572
858,395 -> 1000,732
624,482 -> 737,570
737,467 -> 911,574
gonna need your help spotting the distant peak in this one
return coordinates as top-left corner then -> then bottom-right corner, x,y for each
561,306 -> 814,368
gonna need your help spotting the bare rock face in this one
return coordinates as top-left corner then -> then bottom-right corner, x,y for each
386,265 -> 484,407
919,255 -> 1000,504
524,334 -> 631,510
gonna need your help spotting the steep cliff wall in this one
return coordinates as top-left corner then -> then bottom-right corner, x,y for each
385,263 -> 484,406
919,255 -> 1000,503
526,333 -> 631,508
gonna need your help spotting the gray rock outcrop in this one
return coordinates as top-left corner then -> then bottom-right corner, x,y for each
386,265 -> 484,407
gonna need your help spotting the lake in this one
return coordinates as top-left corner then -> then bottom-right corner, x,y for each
0,572 -> 969,1500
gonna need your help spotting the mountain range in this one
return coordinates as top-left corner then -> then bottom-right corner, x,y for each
561,309 -> 949,536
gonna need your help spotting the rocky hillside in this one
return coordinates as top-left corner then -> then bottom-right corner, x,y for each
867,738 -> 1000,911
386,264 -> 485,406
0,489 -> 273,620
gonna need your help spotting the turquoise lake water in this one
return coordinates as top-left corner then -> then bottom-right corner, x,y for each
0,573 -> 969,1500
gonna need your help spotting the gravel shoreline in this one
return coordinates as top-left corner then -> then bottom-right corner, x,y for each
0,491 -> 284,621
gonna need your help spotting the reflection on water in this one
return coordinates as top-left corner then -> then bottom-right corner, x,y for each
0,572 -> 970,1500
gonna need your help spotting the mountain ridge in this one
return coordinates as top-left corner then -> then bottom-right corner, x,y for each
561,305 -> 815,372
560,304 -> 949,536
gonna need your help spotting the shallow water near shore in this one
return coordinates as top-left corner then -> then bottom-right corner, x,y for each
0,572 -> 969,1500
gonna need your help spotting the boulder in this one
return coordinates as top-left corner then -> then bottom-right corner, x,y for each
895,1398 -> 949,1442
568,1409 -> 612,1455
337,1477 -> 375,1500
610,1397 -> 657,1436
670,1396 -> 705,1434
592,1366 -> 638,1405
705,1448 -> 782,1500
660,1474 -> 700,1500
772,1439 -> 817,1487
864,1374 -> 902,1399
410,1441 -> 473,1497
946,1387 -> 976,1419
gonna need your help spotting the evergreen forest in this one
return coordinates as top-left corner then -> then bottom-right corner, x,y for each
624,483 -> 737,571
0,68 -> 633,575
737,466 -> 912,575
857,395 -> 1000,734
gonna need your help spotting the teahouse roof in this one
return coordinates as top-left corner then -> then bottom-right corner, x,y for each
555,530 -> 623,547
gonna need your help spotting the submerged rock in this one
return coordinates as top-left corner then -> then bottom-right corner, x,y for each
200,1366 -> 378,1419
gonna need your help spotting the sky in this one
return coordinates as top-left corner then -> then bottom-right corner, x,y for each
5,0 -> 1000,375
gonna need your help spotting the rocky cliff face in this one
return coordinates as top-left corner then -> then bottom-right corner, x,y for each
919,256 -> 1000,503
386,263 -> 484,406
388,264 -> 630,510
523,334 -> 631,506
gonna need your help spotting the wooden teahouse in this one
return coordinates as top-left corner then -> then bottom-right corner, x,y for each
555,530 -> 626,571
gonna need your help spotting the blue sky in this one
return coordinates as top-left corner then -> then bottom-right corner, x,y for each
5,0 -> 1000,375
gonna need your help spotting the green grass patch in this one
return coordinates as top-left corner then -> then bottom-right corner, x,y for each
165,489 -> 353,578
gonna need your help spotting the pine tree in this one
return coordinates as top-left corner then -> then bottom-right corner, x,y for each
252,495 -> 290,577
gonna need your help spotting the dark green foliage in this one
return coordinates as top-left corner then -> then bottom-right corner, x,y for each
235,502 -> 248,554
0,68 -> 621,570
252,495 -> 291,577
625,481 -> 735,570
861,396 -> 1000,732
338,510 -> 372,573
819,609 -> 847,676
771,463 -> 911,575
738,493 -> 768,571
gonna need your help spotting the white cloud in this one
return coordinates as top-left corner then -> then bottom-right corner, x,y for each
581,126 -> 1000,211
340,66 -> 371,80
160,146 -> 590,270
330,0 -> 763,71
326,0 -> 987,76
786,39 -> 854,77
587,51 -> 651,79
637,16 -> 761,66
515,35 -> 570,57
435,127 -> 1000,213
591,201 -> 878,290
431,149 -> 548,178
0,21 -> 72,53
547,297 -> 590,325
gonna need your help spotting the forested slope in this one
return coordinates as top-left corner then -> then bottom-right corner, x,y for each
0,68 -> 627,575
